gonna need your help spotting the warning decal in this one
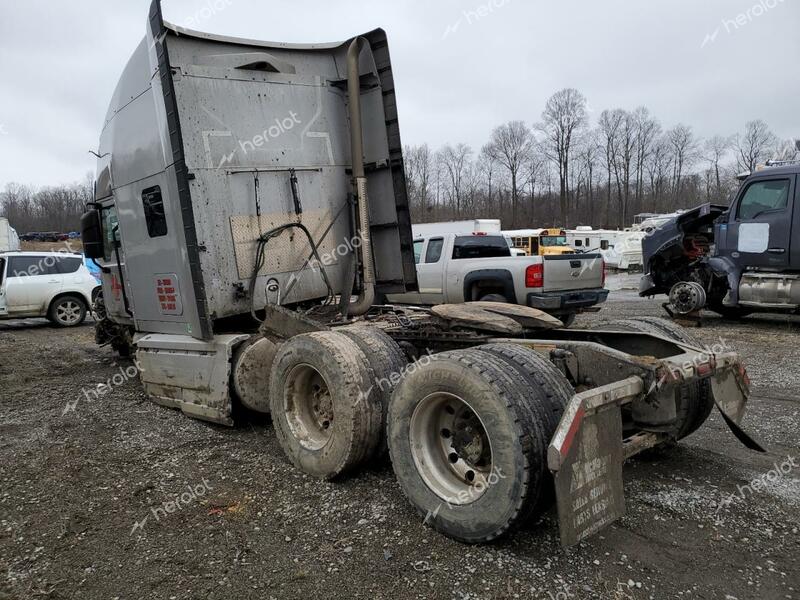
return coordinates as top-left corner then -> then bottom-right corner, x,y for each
154,273 -> 183,316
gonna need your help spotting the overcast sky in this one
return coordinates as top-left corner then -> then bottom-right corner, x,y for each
0,0 -> 797,188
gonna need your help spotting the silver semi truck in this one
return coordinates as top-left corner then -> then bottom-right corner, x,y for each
81,1 -> 762,546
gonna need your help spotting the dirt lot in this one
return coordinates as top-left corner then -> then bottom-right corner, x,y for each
1,284 -> 798,600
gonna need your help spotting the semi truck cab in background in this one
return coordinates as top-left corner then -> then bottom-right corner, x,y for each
640,156 -> 800,317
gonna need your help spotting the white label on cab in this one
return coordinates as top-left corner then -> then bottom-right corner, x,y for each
738,223 -> 770,254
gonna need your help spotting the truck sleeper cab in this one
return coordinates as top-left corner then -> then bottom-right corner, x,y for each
83,0 -> 763,550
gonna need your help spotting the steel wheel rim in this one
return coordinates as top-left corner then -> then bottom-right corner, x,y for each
284,364 -> 334,451
410,392 -> 493,505
56,301 -> 82,325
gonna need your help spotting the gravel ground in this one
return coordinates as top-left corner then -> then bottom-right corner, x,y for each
1,281 -> 798,600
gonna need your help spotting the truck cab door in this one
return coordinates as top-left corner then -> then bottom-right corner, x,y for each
97,202 -> 133,321
416,237 -> 446,304
0,258 -> 7,316
727,175 -> 794,270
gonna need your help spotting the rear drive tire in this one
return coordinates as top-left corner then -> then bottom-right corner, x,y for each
605,318 -> 714,441
269,332 -> 382,480
388,348 -> 547,543
339,326 -> 408,457
479,344 -> 573,515
49,295 -> 87,328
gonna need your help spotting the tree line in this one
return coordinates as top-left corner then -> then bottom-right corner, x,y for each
405,89 -> 797,229
0,177 -> 92,234
1,94 -> 795,234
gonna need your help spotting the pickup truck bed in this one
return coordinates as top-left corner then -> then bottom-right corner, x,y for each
388,233 -> 608,321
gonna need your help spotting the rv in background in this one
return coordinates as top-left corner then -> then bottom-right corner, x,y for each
0,218 -> 20,252
566,227 -> 644,272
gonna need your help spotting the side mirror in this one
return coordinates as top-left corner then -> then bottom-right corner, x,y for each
81,209 -> 104,259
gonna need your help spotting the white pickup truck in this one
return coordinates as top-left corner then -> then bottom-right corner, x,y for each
387,233 -> 608,324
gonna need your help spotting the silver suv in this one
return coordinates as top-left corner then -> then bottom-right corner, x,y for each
0,252 -> 100,327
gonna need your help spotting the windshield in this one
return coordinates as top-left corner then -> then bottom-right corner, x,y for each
541,236 -> 568,247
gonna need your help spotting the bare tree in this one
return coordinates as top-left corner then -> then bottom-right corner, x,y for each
735,120 -> 777,173
484,121 -> 535,228
576,132 -> 600,225
536,89 -> 588,227
606,109 -> 636,226
666,124 -> 699,203
633,107 -> 661,208
404,144 -> 434,219
597,110 -> 623,227
703,135 -> 733,202
1,177 -> 92,233
437,143 -> 474,218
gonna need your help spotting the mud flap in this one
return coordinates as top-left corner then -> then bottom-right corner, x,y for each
553,405 -> 626,547
711,366 -> 766,453
548,377 -> 643,547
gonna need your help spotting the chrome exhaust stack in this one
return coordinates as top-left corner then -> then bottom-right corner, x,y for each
346,37 -> 376,316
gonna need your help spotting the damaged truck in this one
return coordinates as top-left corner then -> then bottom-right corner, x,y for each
81,0 -> 763,546
640,156 -> 800,319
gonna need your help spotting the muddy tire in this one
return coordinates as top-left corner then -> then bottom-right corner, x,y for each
479,344 -> 573,514
49,295 -> 87,328
605,317 -> 714,440
479,344 -> 572,433
339,326 -> 408,456
387,348 -> 547,543
269,332 -> 382,479
233,336 -> 280,415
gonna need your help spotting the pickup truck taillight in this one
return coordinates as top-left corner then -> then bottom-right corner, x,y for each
526,264 -> 544,288
601,259 -> 607,288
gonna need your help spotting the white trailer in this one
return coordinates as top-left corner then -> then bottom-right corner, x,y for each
0,218 -> 20,252
412,219 -> 501,239
567,227 -> 644,271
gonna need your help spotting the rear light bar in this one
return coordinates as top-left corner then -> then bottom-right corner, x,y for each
526,263 -> 543,288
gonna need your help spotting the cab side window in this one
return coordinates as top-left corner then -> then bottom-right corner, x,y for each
413,240 -> 423,265
102,206 -> 119,261
142,186 -> 168,238
737,179 -> 790,220
425,238 -> 444,263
